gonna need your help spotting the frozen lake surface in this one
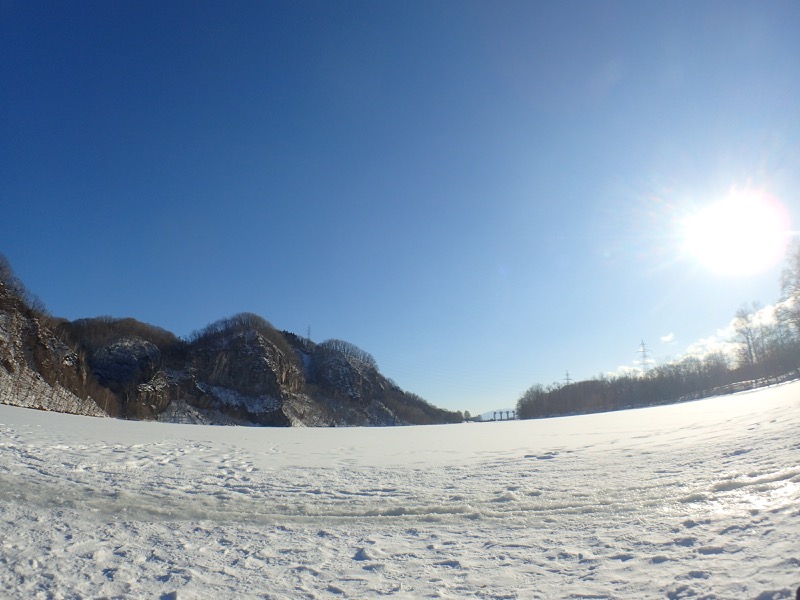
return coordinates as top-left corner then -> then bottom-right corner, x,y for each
1,383 -> 799,598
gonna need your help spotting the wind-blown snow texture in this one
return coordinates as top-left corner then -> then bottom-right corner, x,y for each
1,383 -> 799,599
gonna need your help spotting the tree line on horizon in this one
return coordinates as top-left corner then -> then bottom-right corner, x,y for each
517,245 -> 800,420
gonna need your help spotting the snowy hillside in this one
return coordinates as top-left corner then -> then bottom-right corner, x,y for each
1,383 -> 799,598
0,271 -> 463,426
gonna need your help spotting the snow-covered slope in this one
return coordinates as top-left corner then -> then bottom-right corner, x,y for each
1,383 -> 798,598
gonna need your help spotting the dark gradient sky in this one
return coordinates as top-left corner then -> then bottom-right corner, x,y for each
2,1 -> 799,412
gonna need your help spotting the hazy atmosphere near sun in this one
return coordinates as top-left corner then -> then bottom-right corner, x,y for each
1,1 -> 798,414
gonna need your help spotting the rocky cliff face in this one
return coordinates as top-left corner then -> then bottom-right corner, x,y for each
0,281 -> 112,417
0,262 -> 461,427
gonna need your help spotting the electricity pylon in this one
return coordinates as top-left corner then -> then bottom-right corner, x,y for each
639,340 -> 650,372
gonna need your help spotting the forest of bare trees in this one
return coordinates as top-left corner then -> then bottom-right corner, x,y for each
188,312 -> 298,362
518,244 -> 800,420
0,254 -> 48,316
317,339 -> 378,370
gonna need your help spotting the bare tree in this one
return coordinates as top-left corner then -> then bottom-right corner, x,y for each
734,303 -> 762,377
318,339 -> 378,370
779,243 -> 800,336
0,253 -> 47,315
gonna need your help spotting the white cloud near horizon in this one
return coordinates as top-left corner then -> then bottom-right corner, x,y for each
679,301 -> 789,362
611,301 -> 790,377
612,364 -> 643,377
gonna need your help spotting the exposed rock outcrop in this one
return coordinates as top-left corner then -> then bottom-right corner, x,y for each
0,257 -> 462,427
0,279 -> 112,417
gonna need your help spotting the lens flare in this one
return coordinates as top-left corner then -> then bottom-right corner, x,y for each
682,188 -> 790,276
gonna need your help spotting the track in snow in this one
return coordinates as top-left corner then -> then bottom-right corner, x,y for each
1,383 -> 799,598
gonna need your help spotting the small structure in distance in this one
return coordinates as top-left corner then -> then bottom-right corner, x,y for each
477,409 -> 517,422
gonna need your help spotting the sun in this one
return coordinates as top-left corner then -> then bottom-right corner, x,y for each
682,188 -> 790,276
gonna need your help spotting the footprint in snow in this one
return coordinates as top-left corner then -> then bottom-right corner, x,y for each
353,547 -> 383,561
326,585 -> 346,595
724,448 -> 752,457
524,451 -> 559,460
435,559 -> 462,569
610,553 -> 634,562
697,546 -> 725,555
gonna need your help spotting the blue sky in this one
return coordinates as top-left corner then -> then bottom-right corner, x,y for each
2,1 -> 799,414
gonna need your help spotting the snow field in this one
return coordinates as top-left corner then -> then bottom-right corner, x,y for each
1,383 -> 799,598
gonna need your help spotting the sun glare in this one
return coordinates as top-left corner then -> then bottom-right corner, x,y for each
682,188 -> 790,276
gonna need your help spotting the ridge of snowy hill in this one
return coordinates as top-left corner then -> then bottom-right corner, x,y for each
0,262 -> 461,427
0,382 -> 798,598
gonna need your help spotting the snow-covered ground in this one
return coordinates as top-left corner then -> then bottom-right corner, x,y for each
1,384 -> 799,599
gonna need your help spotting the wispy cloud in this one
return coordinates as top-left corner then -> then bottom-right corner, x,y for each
611,364 -> 643,377
683,334 -> 739,361
682,301 -> 788,361
610,356 -> 655,378
603,300 -> 793,380
611,301 -> 788,376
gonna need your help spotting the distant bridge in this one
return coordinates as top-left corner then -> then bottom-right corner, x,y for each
486,409 -> 516,421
